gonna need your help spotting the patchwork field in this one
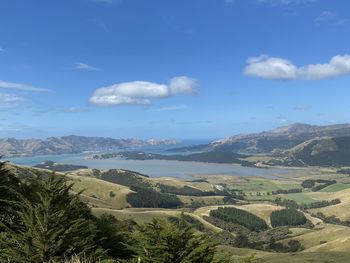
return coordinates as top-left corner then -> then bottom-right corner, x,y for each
319,183 -> 350,192
57,166 -> 350,262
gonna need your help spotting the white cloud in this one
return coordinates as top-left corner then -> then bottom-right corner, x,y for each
72,62 -> 102,71
244,54 -> 350,80
315,11 -> 348,26
0,93 -> 24,103
245,55 -> 297,79
169,76 -> 197,95
0,93 -> 25,110
149,104 -> 188,112
89,76 -> 197,106
62,107 -> 90,113
0,80 -> 49,92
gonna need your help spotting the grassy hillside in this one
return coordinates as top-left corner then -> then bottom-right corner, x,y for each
67,174 -> 132,209
5,162 -> 350,262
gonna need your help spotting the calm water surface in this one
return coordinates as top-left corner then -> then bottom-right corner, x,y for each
7,153 -> 294,179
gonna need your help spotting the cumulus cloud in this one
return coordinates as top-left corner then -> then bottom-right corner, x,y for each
72,62 -> 102,71
245,55 -> 297,79
0,80 -> 49,92
244,54 -> 350,80
89,76 -> 197,106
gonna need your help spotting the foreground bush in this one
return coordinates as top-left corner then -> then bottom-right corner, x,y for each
131,216 -> 218,263
0,163 -> 132,262
0,162 -> 223,263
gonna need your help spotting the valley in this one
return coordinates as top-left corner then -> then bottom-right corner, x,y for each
3,152 -> 350,262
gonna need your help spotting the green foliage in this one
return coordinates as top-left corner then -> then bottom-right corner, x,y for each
271,188 -> 302,195
0,173 -> 103,262
270,209 -> 307,227
127,186 -> 183,208
209,207 -> 268,232
94,214 -> 135,259
130,215 -> 217,263
94,151 -> 251,165
305,199 -> 341,209
274,197 -> 299,209
100,169 -> 150,188
158,184 -> 216,196
274,196 -> 340,210
301,179 -> 316,188
0,162 -> 225,262
268,239 -> 303,253
312,212 -> 350,227
301,179 -> 336,191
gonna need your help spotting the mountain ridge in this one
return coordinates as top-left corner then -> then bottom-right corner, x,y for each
170,123 -> 350,154
0,135 -> 179,158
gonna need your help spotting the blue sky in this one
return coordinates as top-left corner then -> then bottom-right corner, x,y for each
1,0 -> 350,139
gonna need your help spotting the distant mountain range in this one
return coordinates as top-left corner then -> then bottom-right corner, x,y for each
170,123 -> 350,167
3,124 -> 350,167
0,135 -> 178,157
171,123 -> 350,153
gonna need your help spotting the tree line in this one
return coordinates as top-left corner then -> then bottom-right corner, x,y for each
270,209 -> 307,227
301,179 -> 336,191
209,207 -> 268,232
271,188 -> 302,195
274,197 -> 341,210
127,185 -> 183,208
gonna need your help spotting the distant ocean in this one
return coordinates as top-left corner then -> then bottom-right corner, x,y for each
6,139 -> 293,179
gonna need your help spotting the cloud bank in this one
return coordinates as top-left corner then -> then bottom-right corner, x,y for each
244,54 -> 350,80
89,76 -> 197,106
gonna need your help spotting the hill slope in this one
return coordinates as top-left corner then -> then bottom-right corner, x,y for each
266,136 -> 350,167
170,123 -> 350,154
